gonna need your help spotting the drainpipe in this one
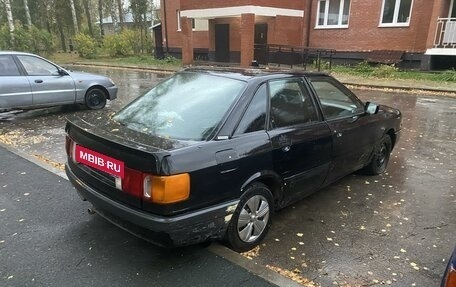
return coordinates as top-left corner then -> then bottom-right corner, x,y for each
162,0 -> 169,54
305,0 -> 312,47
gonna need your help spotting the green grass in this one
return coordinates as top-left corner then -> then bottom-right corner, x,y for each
332,62 -> 456,82
49,53 -> 182,69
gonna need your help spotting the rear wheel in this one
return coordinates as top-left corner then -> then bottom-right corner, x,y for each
225,182 -> 273,253
85,87 -> 107,110
363,135 -> 392,175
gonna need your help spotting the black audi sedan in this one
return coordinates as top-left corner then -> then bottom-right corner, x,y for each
65,67 -> 401,252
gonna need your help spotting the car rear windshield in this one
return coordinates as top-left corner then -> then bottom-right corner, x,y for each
113,72 -> 246,141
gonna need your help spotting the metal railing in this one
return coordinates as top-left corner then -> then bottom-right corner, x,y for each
254,44 -> 336,71
434,17 -> 456,48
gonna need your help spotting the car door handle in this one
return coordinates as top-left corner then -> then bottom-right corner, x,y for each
34,79 -> 43,83
333,130 -> 343,138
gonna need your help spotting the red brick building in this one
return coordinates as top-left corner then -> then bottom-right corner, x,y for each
160,0 -> 456,70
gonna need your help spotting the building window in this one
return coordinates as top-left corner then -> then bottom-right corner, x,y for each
380,0 -> 413,26
176,10 -> 182,31
316,0 -> 350,28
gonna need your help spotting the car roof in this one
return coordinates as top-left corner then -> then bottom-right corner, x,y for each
0,51 -> 36,56
182,66 -> 329,82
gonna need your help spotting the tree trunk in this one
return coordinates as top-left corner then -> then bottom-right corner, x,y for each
98,0 -> 104,38
117,0 -> 124,30
4,0 -> 15,41
56,16 -> 67,52
83,0 -> 93,36
110,0 -> 118,33
23,0 -> 32,28
69,0 -> 79,34
44,0 -> 52,33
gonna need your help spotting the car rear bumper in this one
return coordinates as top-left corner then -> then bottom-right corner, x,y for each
65,163 -> 239,247
393,129 -> 401,149
106,86 -> 118,100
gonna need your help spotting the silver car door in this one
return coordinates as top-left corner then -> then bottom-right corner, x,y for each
0,55 -> 32,109
16,55 -> 76,106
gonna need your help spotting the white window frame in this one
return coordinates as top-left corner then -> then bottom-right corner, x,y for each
177,10 -> 181,31
315,0 -> 350,29
379,0 -> 414,27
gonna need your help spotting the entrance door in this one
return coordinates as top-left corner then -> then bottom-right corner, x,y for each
215,24 -> 230,62
153,25 -> 164,59
254,24 -> 268,64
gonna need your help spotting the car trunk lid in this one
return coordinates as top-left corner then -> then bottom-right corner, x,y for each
65,114 -> 195,209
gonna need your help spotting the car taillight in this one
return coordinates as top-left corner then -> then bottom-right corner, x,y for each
65,136 -> 76,160
121,167 -> 144,198
65,136 -> 71,156
444,265 -> 456,287
143,173 -> 190,204
122,168 -> 190,204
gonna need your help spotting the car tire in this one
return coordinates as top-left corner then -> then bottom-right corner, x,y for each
363,134 -> 392,175
225,182 -> 274,253
85,88 -> 107,110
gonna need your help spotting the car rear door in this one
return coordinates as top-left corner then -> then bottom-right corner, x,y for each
266,78 -> 332,205
15,55 -> 76,106
308,76 -> 378,183
0,55 -> 32,109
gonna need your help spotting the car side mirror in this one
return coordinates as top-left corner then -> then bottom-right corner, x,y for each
365,102 -> 379,115
58,68 -> 68,76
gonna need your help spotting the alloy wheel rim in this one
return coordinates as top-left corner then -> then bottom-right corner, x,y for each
377,143 -> 387,168
237,195 -> 270,243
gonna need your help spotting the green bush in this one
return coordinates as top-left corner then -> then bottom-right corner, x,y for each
103,29 -> 137,57
29,27 -> 55,56
0,24 -> 55,55
371,64 -> 399,78
439,69 -> 456,82
354,61 -> 375,74
103,29 -> 153,56
74,33 -> 98,58
10,24 -> 34,51
0,25 -> 12,50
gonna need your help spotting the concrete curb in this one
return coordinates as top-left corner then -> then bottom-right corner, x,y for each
0,142 -> 68,180
71,62 -> 177,74
208,244 -> 303,287
342,82 -> 456,95
69,62 -> 456,95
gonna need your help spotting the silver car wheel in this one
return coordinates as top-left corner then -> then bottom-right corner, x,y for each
237,195 -> 270,243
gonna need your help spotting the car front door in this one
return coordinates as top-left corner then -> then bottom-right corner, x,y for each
16,55 -> 76,106
266,78 -> 332,205
0,55 -> 32,109
308,76 -> 378,183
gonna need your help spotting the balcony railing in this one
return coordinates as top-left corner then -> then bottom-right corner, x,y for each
434,18 -> 456,48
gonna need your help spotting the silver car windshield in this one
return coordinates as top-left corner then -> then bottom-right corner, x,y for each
113,72 -> 246,141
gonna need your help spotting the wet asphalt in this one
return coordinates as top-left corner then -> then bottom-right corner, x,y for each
0,66 -> 455,286
0,145 -> 276,287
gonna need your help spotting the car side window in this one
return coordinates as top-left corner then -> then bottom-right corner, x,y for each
235,84 -> 267,134
17,55 -> 59,76
0,55 -> 20,76
269,79 -> 318,129
310,79 -> 364,120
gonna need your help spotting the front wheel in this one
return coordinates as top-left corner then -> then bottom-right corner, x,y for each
85,88 -> 107,110
363,135 -> 392,175
225,182 -> 274,253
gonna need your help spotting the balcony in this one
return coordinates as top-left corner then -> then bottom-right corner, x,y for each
426,18 -> 456,56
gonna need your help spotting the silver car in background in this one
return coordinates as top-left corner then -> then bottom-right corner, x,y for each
0,51 -> 117,111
